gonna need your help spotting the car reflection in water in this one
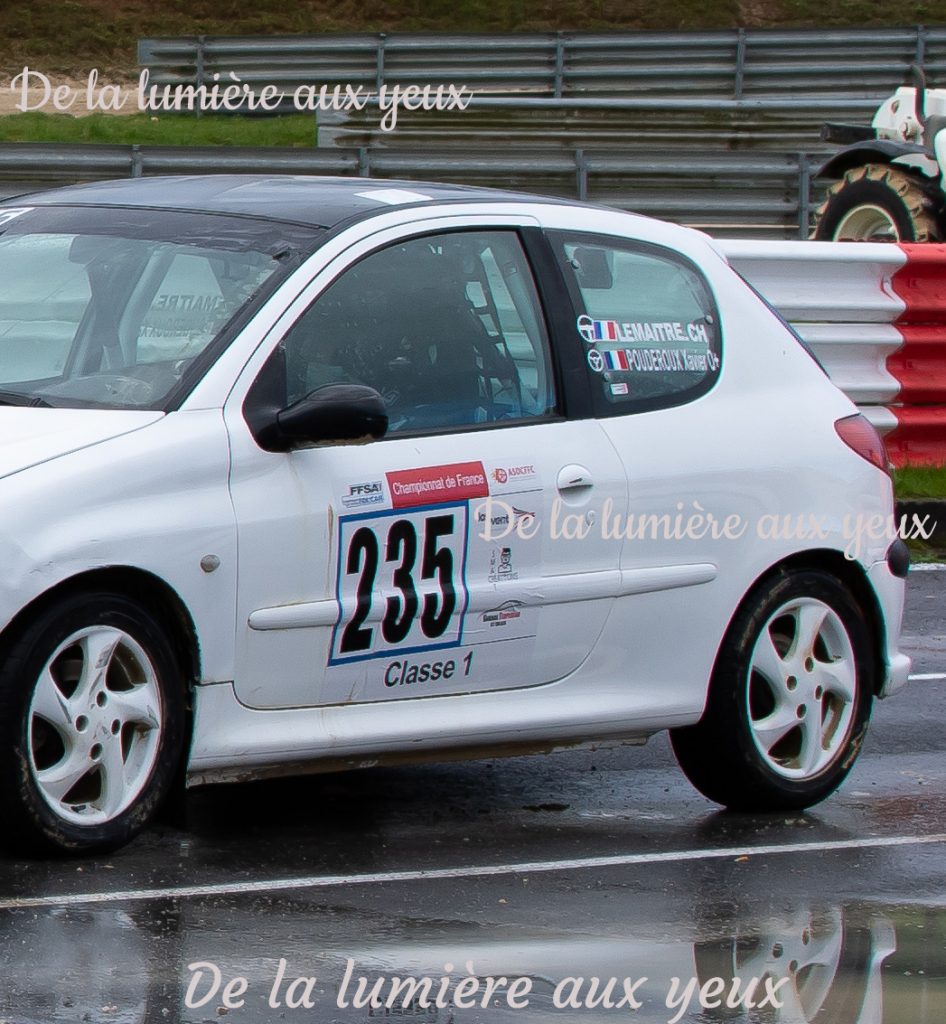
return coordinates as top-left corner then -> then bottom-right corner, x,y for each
2,900 -> 943,1024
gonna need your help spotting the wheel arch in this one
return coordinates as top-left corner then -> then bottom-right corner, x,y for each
724,550 -> 887,697
0,566 -> 202,695
816,141 -> 934,180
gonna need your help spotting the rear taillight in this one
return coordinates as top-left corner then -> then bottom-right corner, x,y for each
835,414 -> 891,476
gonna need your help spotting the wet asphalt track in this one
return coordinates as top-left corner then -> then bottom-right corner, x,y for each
0,568 -> 944,1024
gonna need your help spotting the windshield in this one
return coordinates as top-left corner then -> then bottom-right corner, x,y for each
0,204 -> 319,410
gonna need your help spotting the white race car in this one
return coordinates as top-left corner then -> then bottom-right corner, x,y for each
0,176 -> 910,853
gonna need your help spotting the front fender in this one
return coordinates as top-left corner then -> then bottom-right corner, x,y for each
816,140 -> 934,179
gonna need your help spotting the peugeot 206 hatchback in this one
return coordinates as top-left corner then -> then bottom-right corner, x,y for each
0,176 -> 910,854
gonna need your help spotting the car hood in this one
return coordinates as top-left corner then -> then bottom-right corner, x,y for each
0,407 -> 164,481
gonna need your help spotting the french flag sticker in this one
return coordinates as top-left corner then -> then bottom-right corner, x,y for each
593,319 -> 620,342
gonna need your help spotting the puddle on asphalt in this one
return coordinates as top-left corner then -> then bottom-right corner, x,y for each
0,899 -> 942,1023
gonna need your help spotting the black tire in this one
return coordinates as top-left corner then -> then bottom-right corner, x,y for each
812,163 -> 942,241
670,570 -> 874,812
0,591 -> 187,855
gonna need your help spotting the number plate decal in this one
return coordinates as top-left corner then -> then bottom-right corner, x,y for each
330,502 -> 470,665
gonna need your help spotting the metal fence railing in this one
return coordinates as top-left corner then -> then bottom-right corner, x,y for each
0,142 -> 821,239
311,93 -> 878,152
138,27 -> 946,100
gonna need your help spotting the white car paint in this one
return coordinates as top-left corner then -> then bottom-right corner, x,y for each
0,187 -> 909,810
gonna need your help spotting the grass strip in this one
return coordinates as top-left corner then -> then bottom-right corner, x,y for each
0,113 -> 317,146
894,465 -> 946,501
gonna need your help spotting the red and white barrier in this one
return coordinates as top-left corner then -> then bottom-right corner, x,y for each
721,239 -> 946,467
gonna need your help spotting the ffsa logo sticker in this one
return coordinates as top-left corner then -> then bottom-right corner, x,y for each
341,480 -> 385,509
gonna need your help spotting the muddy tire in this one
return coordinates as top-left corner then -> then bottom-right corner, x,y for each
812,163 -> 943,242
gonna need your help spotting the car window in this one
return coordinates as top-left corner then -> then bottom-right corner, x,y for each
262,230 -> 556,436
550,233 -> 721,413
0,233 -> 90,383
131,251 -> 245,366
0,208 -> 297,410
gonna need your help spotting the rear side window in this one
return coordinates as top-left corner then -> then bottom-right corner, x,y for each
550,232 -> 721,413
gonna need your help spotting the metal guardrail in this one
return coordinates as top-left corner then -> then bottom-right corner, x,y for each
313,94 -> 879,153
725,240 -> 946,466
723,240 -> 906,407
138,27 -> 946,100
0,143 -> 821,239
133,29 -> 935,160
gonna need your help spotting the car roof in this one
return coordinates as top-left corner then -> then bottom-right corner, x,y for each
13,175 -> 570,230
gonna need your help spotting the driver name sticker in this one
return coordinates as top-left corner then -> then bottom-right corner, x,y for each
578,314 -> 711,347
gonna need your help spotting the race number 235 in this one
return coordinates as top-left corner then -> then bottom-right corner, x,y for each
331,504 -> 469,663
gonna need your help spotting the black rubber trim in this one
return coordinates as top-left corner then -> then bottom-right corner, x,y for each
519,226 -> 595,421
886,538 -> 911,579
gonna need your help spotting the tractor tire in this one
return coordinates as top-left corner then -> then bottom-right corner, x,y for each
812,163 -> 943,242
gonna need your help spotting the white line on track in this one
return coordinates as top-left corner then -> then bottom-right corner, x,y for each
3,833 -> 945,912
911,563 -> 946,571
910,672 -> 946,681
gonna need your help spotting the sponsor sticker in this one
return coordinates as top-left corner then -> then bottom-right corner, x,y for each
481,600 -> 524,627
490,464 -> 538,487
587,349 -> 605,374
341,480 -> 385,508
476,503 -> 536,534
386,461 -> 488,509
488,546 -> 518,582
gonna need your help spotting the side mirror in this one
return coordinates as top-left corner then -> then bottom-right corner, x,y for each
254,383 -> 388,451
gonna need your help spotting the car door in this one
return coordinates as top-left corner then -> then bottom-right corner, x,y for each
225,222 -> 628,710
543,228 -> 739,708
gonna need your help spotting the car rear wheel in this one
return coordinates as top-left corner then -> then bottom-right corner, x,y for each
671,570 -> 873,811
0,592 -> 186,855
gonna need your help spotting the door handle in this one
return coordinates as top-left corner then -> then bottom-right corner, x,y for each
557,464 -> 594,493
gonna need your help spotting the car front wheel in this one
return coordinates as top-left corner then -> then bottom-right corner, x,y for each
671,570 -> 874,812
0,592 -> 186,855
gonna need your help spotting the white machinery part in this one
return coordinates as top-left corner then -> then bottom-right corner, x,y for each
872,85 -> 946,143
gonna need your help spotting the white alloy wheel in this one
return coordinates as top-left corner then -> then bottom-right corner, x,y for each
671,569 -> 873,812
746,598 -> 857,781
28,625 -> 164,826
